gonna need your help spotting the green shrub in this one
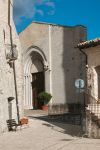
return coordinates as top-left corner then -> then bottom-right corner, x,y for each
38,91 -> 52,105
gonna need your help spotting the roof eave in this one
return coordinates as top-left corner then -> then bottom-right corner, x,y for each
77,38 -> 100,49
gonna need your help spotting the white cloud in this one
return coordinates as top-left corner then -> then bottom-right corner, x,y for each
13,0 -> 35,25
13,0 -> 56,26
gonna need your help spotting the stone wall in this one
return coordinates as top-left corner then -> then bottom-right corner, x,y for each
86,110 -> 100,138
82,44 -> 100,138
0,0 -> 23,133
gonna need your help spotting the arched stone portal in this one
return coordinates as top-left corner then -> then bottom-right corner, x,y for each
23,46 -> 48,109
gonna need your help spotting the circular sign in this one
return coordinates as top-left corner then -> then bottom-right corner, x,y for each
75,79 -> 85,89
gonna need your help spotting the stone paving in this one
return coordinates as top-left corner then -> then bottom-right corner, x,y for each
0,110 -> 100,150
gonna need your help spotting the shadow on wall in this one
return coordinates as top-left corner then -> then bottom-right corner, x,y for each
62,27 -> 86,112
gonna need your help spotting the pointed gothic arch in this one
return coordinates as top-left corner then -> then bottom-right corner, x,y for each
23,46 -> 48,109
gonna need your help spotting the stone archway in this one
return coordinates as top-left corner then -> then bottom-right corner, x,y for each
23,46 -> 48,109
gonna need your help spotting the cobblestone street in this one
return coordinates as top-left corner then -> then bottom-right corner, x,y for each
0,110 -> 100,150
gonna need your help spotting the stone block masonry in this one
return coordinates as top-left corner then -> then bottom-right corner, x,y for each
0,0 -> 23,133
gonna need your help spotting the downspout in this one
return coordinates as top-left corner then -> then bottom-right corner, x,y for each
8,0 -> 20,124
79,47 -> 88,93
75,46 -> 88,92
79,47 -> 87,90
78,48 -> 88,134
79,48 -> 87,66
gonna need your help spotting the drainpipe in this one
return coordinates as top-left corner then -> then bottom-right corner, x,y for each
79,47 -> 88,93
8,0 -> 20,124
79,48 -> 87,66
79,47 -> 88,134
79,47 -> 88,91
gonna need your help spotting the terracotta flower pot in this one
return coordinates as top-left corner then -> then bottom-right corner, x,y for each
42,105 -> 48,111
20,118 -> 28,125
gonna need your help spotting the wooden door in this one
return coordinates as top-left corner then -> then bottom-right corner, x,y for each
32,72 -> 45,109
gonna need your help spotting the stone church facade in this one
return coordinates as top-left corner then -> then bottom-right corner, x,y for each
0,0 -> 23,133
19,22 -> 87,114
0,0 -> 87,133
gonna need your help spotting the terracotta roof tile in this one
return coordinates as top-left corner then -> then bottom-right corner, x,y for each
77,38 -> 100,49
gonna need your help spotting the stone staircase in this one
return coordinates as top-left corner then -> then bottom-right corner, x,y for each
86,103 -> 100,138
85,93 -> 100,124
48,104 -> 82,125
86,104 -> 100,120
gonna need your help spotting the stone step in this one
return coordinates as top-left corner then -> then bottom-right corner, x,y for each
48,113 -> 82,125
86,104 -> 100,116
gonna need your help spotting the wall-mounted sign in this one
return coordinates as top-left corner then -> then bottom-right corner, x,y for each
75,79 -> 85,89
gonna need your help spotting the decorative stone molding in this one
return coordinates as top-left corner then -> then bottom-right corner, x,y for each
5,44 -> 18,61
44,61 -> 49,71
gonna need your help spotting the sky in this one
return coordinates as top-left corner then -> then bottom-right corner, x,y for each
13,0 -> 100,40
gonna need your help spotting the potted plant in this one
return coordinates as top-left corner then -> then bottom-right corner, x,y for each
38,91 -> 52,110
